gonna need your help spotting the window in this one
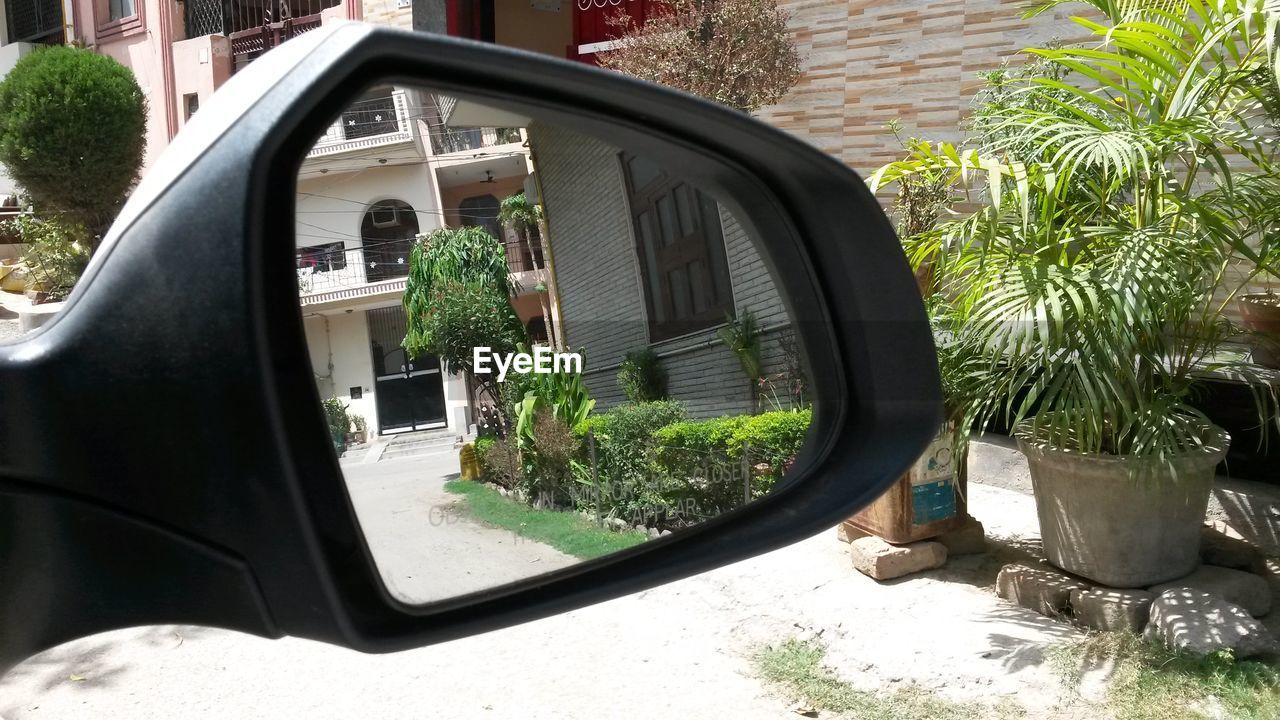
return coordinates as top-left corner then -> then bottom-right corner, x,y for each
361,199 -> 420,283
623,154 -> 734,342
296,242 -> 347,273
184,93 -> 200,122
108,0 -> 134,20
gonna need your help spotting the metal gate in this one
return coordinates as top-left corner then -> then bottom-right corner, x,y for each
367,306 -> 447,434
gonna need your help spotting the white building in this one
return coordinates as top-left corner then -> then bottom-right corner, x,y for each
297,85 -> 549,438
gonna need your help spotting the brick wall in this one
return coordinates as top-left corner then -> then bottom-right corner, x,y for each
529,122 -> 796,418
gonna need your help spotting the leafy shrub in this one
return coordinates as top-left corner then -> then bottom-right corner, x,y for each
616,348 -> 667,402
321,398 -> 349,449
574,400 -> 687,523
473,435 -> 496,477
524,410 -> 580,507
4,214 -> 90,300
729,409 -> 812,470
514,360 -> 595,451
480,436 -> 522,490
653,409 -> 812,511
0,46 -> 146,245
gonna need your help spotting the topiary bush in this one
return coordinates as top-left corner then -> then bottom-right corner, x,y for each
653,409 -> 812,512
616,347 -> 668,402
0,46 -> 146,248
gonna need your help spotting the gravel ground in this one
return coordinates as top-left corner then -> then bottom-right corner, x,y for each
0,441 -> 1094,719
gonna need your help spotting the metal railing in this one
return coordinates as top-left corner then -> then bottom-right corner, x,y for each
308,90 -> 413,158
504,237 -> 543,274
432,127 -> 523,155
184,0 -> 339,71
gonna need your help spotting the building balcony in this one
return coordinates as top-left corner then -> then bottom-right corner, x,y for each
306,89 -> 414,159
297,240 -> 413,297
183,0 -> 341,72
432,126 -> 523,157
297,238 -> 545,306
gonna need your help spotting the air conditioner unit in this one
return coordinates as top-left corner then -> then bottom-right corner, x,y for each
369,205 -> 400,228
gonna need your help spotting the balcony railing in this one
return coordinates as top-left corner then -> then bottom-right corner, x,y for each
432,127 -> 523,155
184,0 -> 338,71
307,90 -> 413,158
504,237 -> 544,274
296,239 -> 413,296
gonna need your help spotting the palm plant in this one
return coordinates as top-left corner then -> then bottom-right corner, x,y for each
498,192 -> 556,347
871,0 -> 1280,466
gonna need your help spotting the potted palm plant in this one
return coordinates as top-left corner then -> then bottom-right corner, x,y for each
872,0 -> 1280,587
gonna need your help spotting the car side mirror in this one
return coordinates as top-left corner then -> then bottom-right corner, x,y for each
0,22 -> 939,671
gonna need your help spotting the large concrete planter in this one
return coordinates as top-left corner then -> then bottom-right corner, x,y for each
1015,422 -> 1229,588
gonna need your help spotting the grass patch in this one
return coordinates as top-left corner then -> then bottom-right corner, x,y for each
756,638 -> 1023,720
1050,632 -> 1280,720
444,479 -> 648,559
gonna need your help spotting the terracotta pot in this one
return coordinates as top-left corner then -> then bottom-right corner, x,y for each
1238,293 -> 1280,369
1016,421 -> 1228,588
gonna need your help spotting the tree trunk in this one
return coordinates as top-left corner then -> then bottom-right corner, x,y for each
521,226 -> 556,348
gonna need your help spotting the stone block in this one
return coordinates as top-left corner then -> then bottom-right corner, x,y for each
1200,525 -> 1262,570
849,536 -> 947,580
936,516 -> 987,556
1143,589 -> 1278,660
836,521 -> 869,544
1069,587 -> 1154,634
1149,565 -> 1271,618
996,562 -> 1090,618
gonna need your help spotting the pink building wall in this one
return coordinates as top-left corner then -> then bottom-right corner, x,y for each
71,0 -> 359,176
72,0 -> 180,173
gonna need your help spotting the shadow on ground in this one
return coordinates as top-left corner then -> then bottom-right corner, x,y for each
1,625 -> 216,705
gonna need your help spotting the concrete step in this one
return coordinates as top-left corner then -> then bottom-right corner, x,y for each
379,446 -> 458,463
379,430 -> 459,460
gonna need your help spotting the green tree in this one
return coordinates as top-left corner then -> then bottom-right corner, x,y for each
403,225 -> 526,408
597,0 -> 802,113
0,46 -> 146,251
402,225 -> 517,358
419,281 -> 526,399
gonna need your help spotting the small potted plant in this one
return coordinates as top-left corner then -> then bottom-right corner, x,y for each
350,414 -> 368,445
1238,289 -> 1280,369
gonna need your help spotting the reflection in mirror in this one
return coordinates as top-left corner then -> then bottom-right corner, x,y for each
296,83 -> 819,605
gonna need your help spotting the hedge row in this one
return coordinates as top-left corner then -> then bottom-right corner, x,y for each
475,402 -> 812,529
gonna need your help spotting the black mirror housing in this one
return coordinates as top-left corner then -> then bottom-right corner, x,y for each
0,22 -> 939,671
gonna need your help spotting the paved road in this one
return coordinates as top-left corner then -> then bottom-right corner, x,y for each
0,445 -> 1087,719
342,451 -> 578,603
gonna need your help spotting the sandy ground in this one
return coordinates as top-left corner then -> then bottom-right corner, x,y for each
344,453 -> 579,604
0,291 -> 27,342
0,440 -> 1094,719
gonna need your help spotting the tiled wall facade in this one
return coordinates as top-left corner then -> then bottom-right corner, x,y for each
755,0 -> 1081,177
529,122 -> 794,418
363,0 -> 412,29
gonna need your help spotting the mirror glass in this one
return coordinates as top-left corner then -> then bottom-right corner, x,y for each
296,82 -> 813,604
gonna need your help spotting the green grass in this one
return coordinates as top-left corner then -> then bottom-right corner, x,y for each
756,639 -> 1023,720
1050,632 -> 1280,720
443,479 -> 649,559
